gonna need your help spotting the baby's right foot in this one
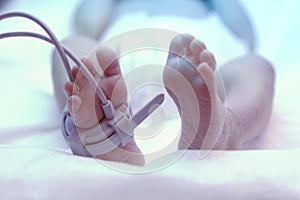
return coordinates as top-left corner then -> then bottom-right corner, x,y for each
64,46 -> 144,165
163,34 -> 226,150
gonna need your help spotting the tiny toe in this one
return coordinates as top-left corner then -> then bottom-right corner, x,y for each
181,34 -> 195,56
72,66 -> 80,79
96,46 -> 121,77
197,63 -> 216,94
197,62 -> 217,98
82,58 -> 97,77
68,95 -> 82,115
199,50 -> 216,70
64,81 -> 74,97
189,39 -> 206,55
181,33 -> 194,47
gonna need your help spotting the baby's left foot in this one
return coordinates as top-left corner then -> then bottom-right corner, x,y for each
64,46 -> 144,165
163,34 -> 226,150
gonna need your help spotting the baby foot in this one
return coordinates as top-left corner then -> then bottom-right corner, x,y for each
64,46 -> 144,165
163,34 -> 226,150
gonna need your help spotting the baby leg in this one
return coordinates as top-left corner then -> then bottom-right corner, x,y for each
74,0 -> 116,39
220,55 -> 275,148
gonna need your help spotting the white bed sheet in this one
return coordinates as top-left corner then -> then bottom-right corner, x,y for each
0,0 -> 300,199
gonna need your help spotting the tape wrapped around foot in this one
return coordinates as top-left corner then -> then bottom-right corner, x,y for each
61,104 -> 134,156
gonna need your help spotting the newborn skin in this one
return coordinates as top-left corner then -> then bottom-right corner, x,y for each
58,33 -> 274,165
163,33 -> 226,150
64,46 -> 145,166
163,34 -> 274,150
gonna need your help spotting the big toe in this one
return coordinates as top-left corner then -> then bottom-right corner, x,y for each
96,46 -> 121,77
94,46 -> 128,109
168,33 -> 194,59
